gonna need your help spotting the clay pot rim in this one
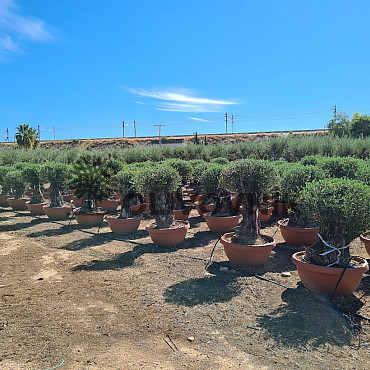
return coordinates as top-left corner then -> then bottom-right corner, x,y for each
258,206 -> 274,211
278,219 -> 320,232
360,233 -> 370,242
26,201 -> 49,205
292,251 -> 369,272
146,220 -> 190,232
203,213 -> 242,220
44,206 -> 73,209
194,201 -> 214,206
106,215 -> 143,221
221,232 -> 276,249
75,211 -> 107,215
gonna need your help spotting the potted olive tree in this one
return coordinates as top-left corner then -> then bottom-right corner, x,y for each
41,163 -> 72,220
164,159 -> 192,220
278,163 -> 325,246
200,164 -> 242,234
219,159 -> 276,266
22,164 -> 48,215
135,164 -> 189,247
292,178 -> 370,296
69,161 -> 107,227
4,169 -> 29,211
0,166 -> 14,207
105,167 -> 142,235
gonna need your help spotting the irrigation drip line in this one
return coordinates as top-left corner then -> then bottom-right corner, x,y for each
44,360 -> 65,370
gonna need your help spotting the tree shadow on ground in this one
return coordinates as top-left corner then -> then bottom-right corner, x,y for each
0,217 -> 49,232
188,215 -> 206,228
180,230 -> 216,249
26,223 -> 88,238
358,274 -> 370,296
71,229 -> 208,272
164,264 -> 241,306
72,243 -> 170,271
256,285 -> 353,348
62,233 -> 113,251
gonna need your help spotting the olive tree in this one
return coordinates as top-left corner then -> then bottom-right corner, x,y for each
220,159 -> 275,243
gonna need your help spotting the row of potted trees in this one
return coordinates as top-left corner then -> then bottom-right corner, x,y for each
0,157 -> 369,297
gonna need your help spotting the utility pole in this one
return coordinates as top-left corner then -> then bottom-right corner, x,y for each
154,124 -> 165,145
225,113 -> 228,134
231,114 -> 234,134
331,105 -> 337,120
122,121 -> 125,138
133,121 -> 136,138
6,128 -> 9,142
53,126 -> 56,142
37,125 -> 40,140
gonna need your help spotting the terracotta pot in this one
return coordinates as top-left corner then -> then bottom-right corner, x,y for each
62,194 -> 72,203
71,196 -> 84,207
263,195 -> 275,203
75,211 -> 106,227
26,202 -> 48,215
146,220 -> 190,248
96,199 -> 120,212
106,216 -> 142,235
292,251 -> 369,296
0,195 -> 13,207
131,203 -> 150,214
203,213 -> 242,234
7,198 -> 30,211
360,233 -> 370,257
278,220 -> 319,247
112,193 -> 122,201
44,206 -> 72,220
220,233 -> 276,266
231,198 -> 242,212
194,202 -> 214,217
269,201 -> 288,216
258,206 -> 273,224
190,194 -> 205,203
25,190 -> 32,196
172,209 -> 191,221
43,192 -> 50,200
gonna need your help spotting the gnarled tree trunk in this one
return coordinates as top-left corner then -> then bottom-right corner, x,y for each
150,191 -> 174,229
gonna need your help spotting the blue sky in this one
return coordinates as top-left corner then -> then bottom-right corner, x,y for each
1,0 -> 370,141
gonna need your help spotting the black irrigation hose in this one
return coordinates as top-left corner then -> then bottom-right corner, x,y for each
204,224 -> 240,270
331,257 -> 352,299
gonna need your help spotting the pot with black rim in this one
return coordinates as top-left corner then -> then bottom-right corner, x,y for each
219,159 -> 277,265
3,169 -> 29,211
106,167 -> 143,235
135,163 -> 189,247
41,163 -> 72,220
360,232 -> 370,257
22,164 -> 49,216
292,177 -> 370,296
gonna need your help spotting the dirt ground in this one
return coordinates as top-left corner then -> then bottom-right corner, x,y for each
0,204 -> 369,369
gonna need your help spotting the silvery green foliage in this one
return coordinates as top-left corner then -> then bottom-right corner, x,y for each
220,159 -> 275,201
299,178 -> 370,247
4,170 -> 27,199
163,158 -> 192,184
319,156 -> 362,179
134,164 -> 181,196
199,164 -> 226,195
41,163 -> 69,189
280,164 -> 326,208
113,167 -> 136,198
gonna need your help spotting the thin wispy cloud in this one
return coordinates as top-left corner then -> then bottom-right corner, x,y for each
125,87 -> 238,113
0,0 -> 53,58
189,117 -> 211,123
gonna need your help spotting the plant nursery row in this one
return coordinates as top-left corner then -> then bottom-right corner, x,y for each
0,145 -> 369,297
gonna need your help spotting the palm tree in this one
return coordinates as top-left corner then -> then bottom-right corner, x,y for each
15,124 -> 39,149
